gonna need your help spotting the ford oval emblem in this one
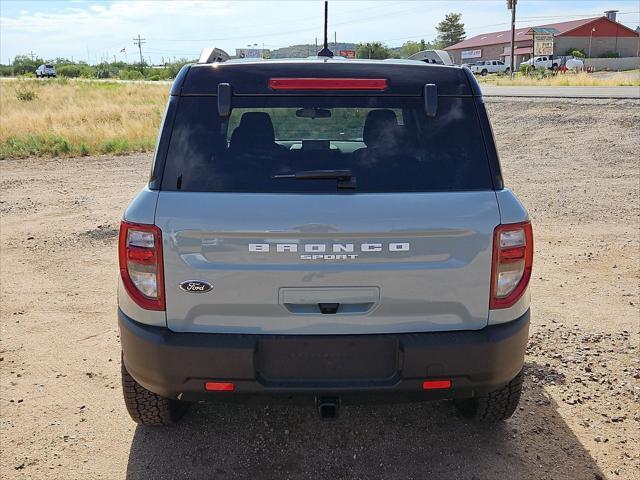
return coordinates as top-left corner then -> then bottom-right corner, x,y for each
179,280 -> 213,293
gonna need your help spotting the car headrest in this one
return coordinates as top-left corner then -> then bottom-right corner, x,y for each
362,109 -> 399,147
230,112 -> 276,148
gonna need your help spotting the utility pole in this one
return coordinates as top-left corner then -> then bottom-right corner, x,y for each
507,0 -> 517,79
133,34 -> 146,73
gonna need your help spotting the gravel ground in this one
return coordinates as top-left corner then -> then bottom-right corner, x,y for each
1,98 -> 639,479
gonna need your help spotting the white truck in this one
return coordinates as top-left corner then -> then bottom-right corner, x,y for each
520,56 -> 559,70
469,60 -> 510,76
35,64 -> 56,78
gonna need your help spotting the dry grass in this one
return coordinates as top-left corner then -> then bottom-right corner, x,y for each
0,79 -> 168,158
478,71 -> 640,87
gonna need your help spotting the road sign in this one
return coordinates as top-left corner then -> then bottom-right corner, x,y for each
339,50 -> 356,59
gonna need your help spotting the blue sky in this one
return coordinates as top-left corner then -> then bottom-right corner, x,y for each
1,0 -> 638,64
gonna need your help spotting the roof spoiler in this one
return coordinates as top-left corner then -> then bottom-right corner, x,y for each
198,48 -> 230,64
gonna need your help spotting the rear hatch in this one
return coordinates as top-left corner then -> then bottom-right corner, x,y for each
155,67 -> 500,334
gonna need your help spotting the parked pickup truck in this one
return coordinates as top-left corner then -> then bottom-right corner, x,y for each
520,56 -> 559,70
35,64 -> 56,78
118,51 -> 533,426
470,60 -> 511,76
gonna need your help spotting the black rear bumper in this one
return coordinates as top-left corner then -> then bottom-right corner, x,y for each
119,309 -> 529,402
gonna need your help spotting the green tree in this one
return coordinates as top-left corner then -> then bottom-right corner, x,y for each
12,55 -> 43,76
435,13 -> 466,48
400,39 -> 435,58
356,42 -> 393,60
565,48 -> 586,58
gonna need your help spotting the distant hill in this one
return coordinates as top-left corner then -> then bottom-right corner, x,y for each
269,42 -> 358,58
269,42 -> 405,59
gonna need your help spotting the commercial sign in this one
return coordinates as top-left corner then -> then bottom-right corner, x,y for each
339,50 -> 356,59
461,49 -> 482,59
534,34 -> 554,56
236,48 -> 266,59
528,27 -> 556,56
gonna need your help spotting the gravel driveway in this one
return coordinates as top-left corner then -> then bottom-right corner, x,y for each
1,98 -> 638,479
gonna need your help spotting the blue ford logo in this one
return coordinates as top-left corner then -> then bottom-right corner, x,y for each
179,280 -> 213,293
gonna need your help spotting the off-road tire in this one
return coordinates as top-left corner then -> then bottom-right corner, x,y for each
121,360 -> 188,425
454,370 -> 524,423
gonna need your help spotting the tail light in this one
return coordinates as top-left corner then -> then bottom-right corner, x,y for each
490,221 -> 533,309
118,221 -> 165,310
268,78 -> 388,91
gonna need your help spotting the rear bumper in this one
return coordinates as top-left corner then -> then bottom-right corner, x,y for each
119,309 -> 529,402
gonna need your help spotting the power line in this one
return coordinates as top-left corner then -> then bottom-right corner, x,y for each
150,3 -> 432,43
133,34 -> 146,72
150,1 -> 411,42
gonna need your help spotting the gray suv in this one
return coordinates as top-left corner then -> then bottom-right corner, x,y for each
118,55 -> 533,425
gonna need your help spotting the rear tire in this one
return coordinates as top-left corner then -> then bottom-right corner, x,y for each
454,370 -> 524,423
121,358 -> 188,425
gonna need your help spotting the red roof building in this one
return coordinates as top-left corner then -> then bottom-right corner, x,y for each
445,14 -> 639,66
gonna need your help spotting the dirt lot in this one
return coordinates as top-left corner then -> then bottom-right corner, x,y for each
1,98 -> 638,479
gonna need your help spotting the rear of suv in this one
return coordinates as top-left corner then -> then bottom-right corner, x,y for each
35,64 -> 56,78
118,54 -> 532,425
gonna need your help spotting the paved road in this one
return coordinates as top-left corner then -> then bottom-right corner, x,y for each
482,85 -> 639,99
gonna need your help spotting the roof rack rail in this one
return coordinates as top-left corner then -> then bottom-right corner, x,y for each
198,48 -> 230,64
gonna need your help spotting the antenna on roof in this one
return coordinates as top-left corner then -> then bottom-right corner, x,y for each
317,1 -> 334,57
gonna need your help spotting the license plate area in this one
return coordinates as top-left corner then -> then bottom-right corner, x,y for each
256,337 -> 399,383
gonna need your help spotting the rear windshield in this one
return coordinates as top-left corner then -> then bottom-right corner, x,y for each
161,96 -> 492,193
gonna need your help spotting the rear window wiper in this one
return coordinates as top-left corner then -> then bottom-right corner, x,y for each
272,169 -> 356,189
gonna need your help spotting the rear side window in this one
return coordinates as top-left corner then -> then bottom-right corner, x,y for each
161,96 -> 493,193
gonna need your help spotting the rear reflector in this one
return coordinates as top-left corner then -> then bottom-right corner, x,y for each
268,77 -> 388,91
204,382 -> 235,392
422,379 -> 452,390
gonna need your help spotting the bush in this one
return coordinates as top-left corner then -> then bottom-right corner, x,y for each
79,143 -> 90,156
58,64 -> 96,78
15,86 -> 37,101
600,51 -> 620,58
567,49 -> 586,58
519,64 -> 535,75
0,65 -> 13,76
57,65 -> 82,78
148,74 -> 160,81
120,69 -> 144,80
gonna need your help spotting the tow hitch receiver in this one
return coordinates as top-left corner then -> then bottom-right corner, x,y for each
316,396 -> 340,421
